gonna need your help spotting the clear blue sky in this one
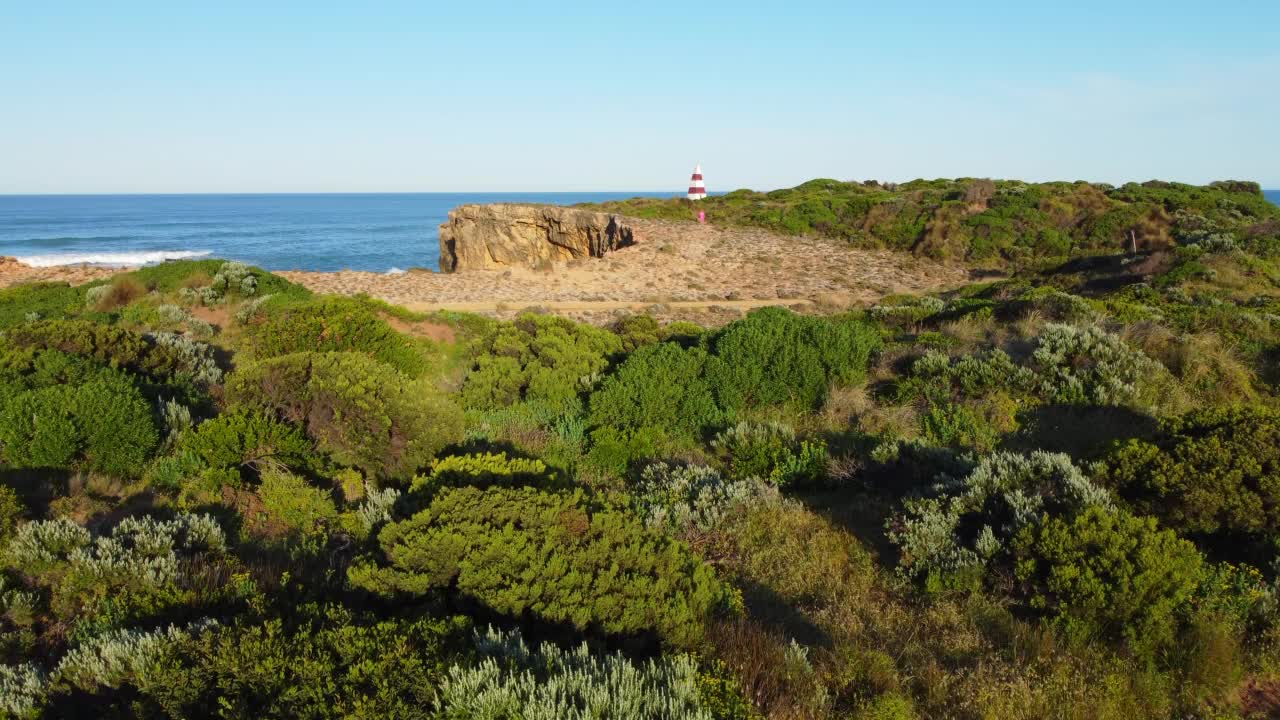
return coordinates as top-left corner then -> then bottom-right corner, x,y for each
2,1 -> 1277,193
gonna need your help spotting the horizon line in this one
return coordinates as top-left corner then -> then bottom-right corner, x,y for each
0,190 -> 690,198
1,184 -> 1277,197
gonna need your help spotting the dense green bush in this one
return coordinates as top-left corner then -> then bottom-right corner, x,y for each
0,489 -> 24,544
410,451 -> 557,498
243,296 -> 427,374
0,283 -> 85,329
889,451 -> 1110,588
588,342 -> 722,441
1098,406 -> 1280,542
1013,506 -> 1204,652
0,370 -> 158,475
139,606 -> 469,719
350,485 -> 726,646
258,469 -> 338,535
462,313 -> 622,414
3,319 -> 220,389
228,351 -> 463,480
611,313 -> 662,352
173,409 -> 314,488
704,307 -> 881,414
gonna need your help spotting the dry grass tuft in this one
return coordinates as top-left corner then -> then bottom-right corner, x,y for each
94,276 -> 147,310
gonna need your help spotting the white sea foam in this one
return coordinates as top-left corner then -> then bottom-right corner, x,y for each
14,250 -> 213,268
385,267 -> 407,275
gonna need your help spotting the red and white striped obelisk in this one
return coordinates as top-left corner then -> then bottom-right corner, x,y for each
687,163 -> 707,201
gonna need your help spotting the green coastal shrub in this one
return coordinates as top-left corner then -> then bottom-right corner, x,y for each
0,370 -> 158,475
462,313 -> 622,414
437,626 -> 712,719
2,319 -> 219,389
258,469 -> 338,535
5,320 -> 152,372
588,342 -> 722,441
228,352 -> 463,480
71,371 -> 161,475
704,307 -> 881,414
175,410 -> 314,486
350,485 -> 726,646
1098,406 -> 1280,542
243,296 -> 427,375
611,314 -> 662,352
889,451 -> 1111,588
581,425 -> 672,478
0,283 -> 84,329
1013,506 -> 1204,652
410,451 -> 556,498
0,489 -> 24,544
0,386 -> 80,470
138,606 -> 469,719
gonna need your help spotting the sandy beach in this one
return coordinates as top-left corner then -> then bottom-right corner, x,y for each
1,218 -> 969,324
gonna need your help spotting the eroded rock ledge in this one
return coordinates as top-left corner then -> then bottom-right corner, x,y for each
438,204 -> 637,272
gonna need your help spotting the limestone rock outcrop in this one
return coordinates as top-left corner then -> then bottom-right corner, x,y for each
438,204 -> 637,272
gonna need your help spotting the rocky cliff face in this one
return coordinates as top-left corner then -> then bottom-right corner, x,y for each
438,204 -> 637,272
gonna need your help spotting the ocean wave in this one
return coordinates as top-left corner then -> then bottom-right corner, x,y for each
15,235 -> 141,247
385,267 -> 408,275
15,250 -> 213,268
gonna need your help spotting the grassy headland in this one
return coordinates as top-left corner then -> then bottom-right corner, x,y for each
586,178 -> 1280,266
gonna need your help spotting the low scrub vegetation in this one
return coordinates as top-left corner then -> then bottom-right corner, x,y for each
4,210 -> 1280,719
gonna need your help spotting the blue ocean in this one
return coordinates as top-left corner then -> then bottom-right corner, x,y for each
1,190 -> 1277,273
0,193 -> 674,273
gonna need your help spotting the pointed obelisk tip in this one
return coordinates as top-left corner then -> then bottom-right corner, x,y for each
687,162 -> 707,201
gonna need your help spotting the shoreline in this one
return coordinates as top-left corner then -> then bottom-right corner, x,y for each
1,218 -> 970,323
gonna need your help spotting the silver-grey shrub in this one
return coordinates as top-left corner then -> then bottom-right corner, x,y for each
634,462 -> 773,535
7,514 -> 226,589
889,451 -> 1111,581
356,486 -> 401,533
148,331 -> 223,386
178,286 -> 220,307
83,285 -> 111,309
233,293 -> 274,324
161,398 -> 193,445
0,663 -> 46,719
436,626 -> 712,720
53,620 -> 216,691
1031,323 -> 1169,409
7,519 -> 91,571
210,261 -> 257,297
